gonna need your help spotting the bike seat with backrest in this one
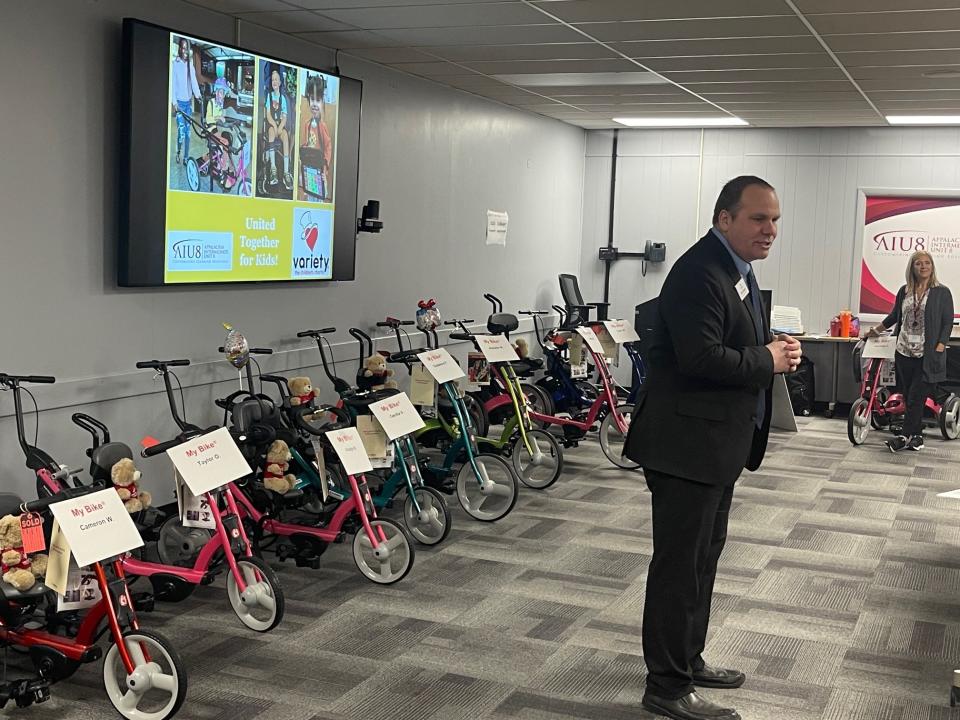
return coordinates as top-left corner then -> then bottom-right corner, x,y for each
487,313 -> 519,336
89,442 -> 135,484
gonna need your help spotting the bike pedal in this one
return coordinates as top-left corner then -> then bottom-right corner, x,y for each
131,592 -> 155,613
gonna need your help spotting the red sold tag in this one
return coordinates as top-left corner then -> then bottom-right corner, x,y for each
20,513 -> 45,554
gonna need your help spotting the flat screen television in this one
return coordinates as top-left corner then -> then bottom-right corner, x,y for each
119,18 -> 361,286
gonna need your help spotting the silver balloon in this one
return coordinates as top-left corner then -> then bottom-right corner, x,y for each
223,325 -> 249,369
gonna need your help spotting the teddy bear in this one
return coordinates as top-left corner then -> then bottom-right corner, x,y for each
0,514 -> 49,592
289,376 -> 320,406
358,354 -> 397,392
263,439 -> 297,494
111,458 -> 152,514
514,338 -> 529,359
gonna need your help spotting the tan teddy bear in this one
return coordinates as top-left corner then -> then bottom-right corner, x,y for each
289,376 -> 320,406
111,458 -> 152,513
0,514 -> 49,592
263,439 -> 297,494
514,338 -> 529,359
360,354 -> 397,392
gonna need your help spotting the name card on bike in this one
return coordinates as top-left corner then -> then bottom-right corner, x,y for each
576,326 -> 605,354
369,392 -> 426,440
477,334 -> 520,363
864,336 -> 896,359
603,319 -> 641,344
409,364 -> 438,407
48,488 -> 143,568
417,348 -> 465,383
166,426 -> 252,496
325,426 -> 374,475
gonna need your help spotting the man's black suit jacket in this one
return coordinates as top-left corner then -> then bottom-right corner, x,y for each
624,230 -> 775,485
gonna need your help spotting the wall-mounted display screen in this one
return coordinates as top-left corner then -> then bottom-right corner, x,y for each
119,19 -> 361,286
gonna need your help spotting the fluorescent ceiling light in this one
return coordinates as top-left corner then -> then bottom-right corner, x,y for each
887,115 -> 960,125
493,72 -> 668,88
613,116 -> 748,128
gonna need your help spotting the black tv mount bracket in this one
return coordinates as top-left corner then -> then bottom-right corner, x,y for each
357,200 -> 383,234
598,240 -> 666,263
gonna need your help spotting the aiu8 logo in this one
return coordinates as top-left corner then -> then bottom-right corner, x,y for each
873,231 -> 927,252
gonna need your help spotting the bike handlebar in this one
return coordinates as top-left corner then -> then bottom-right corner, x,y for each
136,359 -> 190,369
519,310 -> 548,316
217,347 -> 273,355
376,318 -> 414,328
0,374 -> 55,385
22,483 -> 100,513
296,327 -> 336,338
388,349 -> 425,364
449,333 -> 473,342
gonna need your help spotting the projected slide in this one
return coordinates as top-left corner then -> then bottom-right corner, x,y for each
165,33 -> 340,282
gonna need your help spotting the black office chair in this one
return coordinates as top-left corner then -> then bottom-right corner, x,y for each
558,273 -> 610,328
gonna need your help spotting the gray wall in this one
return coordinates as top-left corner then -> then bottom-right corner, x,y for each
580,127 -> 960,340
0,1 -> 585,498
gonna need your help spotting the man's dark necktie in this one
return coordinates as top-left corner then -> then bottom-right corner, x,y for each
747,268 -> 766,428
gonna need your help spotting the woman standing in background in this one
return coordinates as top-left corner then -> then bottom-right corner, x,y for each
867,251 -> 954,452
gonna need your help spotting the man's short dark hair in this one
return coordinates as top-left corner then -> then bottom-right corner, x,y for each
712,175 -> 774,225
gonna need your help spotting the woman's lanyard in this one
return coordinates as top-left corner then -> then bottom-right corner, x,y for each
911,286 -> 929,329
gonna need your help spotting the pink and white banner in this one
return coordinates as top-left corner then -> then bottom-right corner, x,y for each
860,195 -> 960,316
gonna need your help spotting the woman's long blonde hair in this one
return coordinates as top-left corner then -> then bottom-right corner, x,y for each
905,250 -> 939,294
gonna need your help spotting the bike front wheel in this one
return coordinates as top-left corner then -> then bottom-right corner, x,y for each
226,556 -> 285,632
353,518 -> 415,584
456,452 -> 518,521
599,404 -> 639,469
402,486 -> 452,546
512,428 -> 564,489
102,628 -> 187,720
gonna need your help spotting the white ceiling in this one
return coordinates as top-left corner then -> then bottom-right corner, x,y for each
186,0 -> 960,129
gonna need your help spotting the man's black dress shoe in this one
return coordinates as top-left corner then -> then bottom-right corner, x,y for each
642,690 -> 741,720
691,665 -> 746,689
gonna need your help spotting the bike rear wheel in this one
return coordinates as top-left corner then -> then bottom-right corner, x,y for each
102,628 -> 187,720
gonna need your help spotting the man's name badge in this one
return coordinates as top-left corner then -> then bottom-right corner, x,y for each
735,277 -> 749,301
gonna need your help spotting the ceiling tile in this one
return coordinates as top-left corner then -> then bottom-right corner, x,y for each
289,0 -> 514,6
297,29 -> 403,48
837,49 -> 960,67
611,36 -> 824,57
388,61 -> 476,76
189,0 -> 295,11
825,30 -> 960,52
235,10 -> 355,33
423,43 -> 618,62
364,24 -> 585,46
316,2 -> 547,30
809,10 -> 960,35
346,47 -> 440,63
576,16 -> 809,43
795,0 -> 960,10
850,65 -> 960,81
869,89 -> 960,100
461,58 -> 638,74
685,80 -> 854,93
527,0 -> 789,23
661,68 -> 847,83
642,53 -> 835,72
858,77 -> 960,90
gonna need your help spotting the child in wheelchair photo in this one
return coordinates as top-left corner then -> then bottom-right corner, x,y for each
299,71 -> 333,202
200,77 -> 237,187
257,62 -> 296,198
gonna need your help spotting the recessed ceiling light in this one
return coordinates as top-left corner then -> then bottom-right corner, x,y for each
887,115 -> 960,125
493,72 -> 668,88
613,116 -> 748,128
922,69 -> 960,78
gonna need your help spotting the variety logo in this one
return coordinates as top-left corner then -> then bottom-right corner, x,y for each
292,207 -> 332,278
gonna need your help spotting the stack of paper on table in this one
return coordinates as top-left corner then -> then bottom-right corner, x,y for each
771,305 -> 804,335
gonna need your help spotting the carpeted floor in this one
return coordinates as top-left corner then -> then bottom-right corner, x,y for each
8,417 -> 960,719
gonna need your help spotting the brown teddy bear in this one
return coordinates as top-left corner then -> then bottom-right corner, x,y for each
514,338 -> 529,359
0,514 -> 49,592
263,439 -> 297,494
289,376 -> 320,406
360,354 -> 397,392
111,458 -> 152,513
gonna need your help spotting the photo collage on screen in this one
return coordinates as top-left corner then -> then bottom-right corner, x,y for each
164,32 -> 340,283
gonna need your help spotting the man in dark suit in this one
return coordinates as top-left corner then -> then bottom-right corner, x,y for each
624,176 -> 801,720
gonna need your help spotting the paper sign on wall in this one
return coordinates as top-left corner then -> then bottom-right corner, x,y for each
603,319 -> 641,344
166,426 -> 253,496
409,364 -> 438,407
325,426 -> 374,476
369,392 -> 427,440
48,488 -> 143,568
576,326 -> 605,354
864,336 -> 897,359
486,210 -> 508,246
477,334 -> 520,363
417,348 -> 465,384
